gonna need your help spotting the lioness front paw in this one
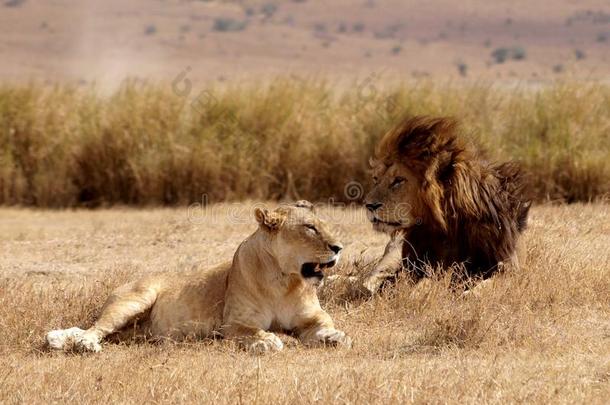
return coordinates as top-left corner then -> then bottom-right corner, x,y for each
74,332 -> 103,353
247,333 -> 284,354
46,327 -> 85,351
310,328 -> 352,348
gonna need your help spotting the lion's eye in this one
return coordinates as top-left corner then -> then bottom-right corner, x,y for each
390,177 -> 406,189
304,224 -> 318,234
372,176 -> 379,185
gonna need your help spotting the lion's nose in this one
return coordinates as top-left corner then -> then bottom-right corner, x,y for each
365,202 -> 383,212
329,244 -> 343,254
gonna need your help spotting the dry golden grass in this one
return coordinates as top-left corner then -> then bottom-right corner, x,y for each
1,80 -> 609,206
0,203 -> 609,403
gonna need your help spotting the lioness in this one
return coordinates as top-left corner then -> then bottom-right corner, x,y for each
46,201 -> 351,353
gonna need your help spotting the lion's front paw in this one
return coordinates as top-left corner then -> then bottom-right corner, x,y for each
247,333 -> 284,354
311,328 -> 352,348
361,273 -> 389,296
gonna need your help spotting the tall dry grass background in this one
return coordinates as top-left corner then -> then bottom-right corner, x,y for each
0,204 -> 608,403
1,79 -> 608,207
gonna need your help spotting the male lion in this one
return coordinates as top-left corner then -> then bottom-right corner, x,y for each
46,201 -> 351,353
363,116 -> 530,293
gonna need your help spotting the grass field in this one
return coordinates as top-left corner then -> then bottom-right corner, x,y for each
1,203 -> 608,403
1,80 -> 609,207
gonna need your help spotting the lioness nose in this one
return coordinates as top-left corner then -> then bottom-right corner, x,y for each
365,202 -> 383,212
329,244 -> 343,254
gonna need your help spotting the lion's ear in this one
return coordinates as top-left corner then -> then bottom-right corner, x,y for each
294,200 -> 314,211
254,208 -> 285,231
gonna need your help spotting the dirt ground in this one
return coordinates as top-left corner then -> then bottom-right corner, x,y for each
0,203 -> 608,403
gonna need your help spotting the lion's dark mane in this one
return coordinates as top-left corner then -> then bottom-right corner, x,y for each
376,116 -> 530,279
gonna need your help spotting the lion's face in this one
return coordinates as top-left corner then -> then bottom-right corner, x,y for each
254,201 -> 343,281
364,160 -> 421,234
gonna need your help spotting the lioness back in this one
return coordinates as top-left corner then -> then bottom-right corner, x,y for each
148,261 -> 230,339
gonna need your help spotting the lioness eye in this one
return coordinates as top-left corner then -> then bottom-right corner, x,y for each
305,224 -> 318,233
390,177 -> 406,189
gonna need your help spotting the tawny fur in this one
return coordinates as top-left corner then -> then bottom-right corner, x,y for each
364,116 -> 530,292
46,202 -> 351,354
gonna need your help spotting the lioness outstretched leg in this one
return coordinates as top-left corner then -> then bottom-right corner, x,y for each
47,280 -> 159,352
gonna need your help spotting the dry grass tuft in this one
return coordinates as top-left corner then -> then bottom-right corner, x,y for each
0,204 -> 608,402
0,80 -> 608,207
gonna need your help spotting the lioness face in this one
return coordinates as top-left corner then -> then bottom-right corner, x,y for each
364,160 -> 421,234
254,203 -> 343,281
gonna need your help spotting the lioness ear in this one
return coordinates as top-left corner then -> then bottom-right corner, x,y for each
254,208 -> 268,226
254,208 -> 285,231
294,200 -> 314,211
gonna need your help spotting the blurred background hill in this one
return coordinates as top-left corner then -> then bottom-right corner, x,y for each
1,0 -> 609,86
